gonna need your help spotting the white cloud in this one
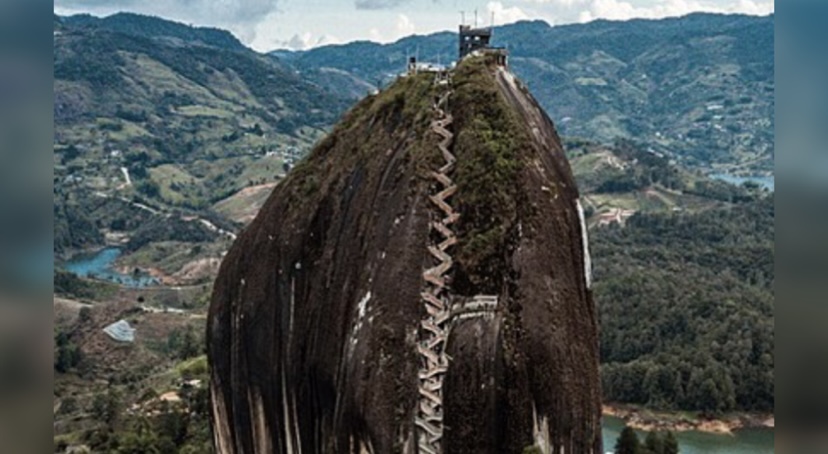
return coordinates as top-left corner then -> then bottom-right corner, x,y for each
55,0 -> 280,43
267,31 -> 341,51
572,0 -> 773,24
487,1 -> 530,26
730,0 -> 774,15
369,27 -> 384,42
396,14 -> 416,37
587,0 -> 641,20
352,16 -> 416,44
521,0 -> 588,7
519,0 -> 774,27
355,0 -> 409,10
578,9 -> 595,22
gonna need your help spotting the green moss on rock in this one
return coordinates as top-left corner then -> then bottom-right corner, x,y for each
450,56 -> 532,293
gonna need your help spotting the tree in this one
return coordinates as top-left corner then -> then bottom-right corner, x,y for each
92,387 -> 123,432
643,431 -> 664,454
157,402 -> 189,446
79,306 -> 93,323
663,431 -> 679,454
168,326 -> 201,360
615,426 -> 641,454
137,180 -> 160,198
55,330 -> 82,373
58,396 -> 77,415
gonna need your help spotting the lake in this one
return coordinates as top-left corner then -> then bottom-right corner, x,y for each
709,173 -> 775,191
602,416 -> 774,454
63,247 -> 160,287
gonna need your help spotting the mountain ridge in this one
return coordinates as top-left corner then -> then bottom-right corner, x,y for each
278,12 -> 774,173
53,14 -> 352,257
58,12 -> 248,52
55,11 -> 774,174
51,13 -> 773,452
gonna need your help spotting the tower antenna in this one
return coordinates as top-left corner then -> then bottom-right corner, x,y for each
491,11 -> 495,28
460,10 -> 465,26
474,9 -> 478,27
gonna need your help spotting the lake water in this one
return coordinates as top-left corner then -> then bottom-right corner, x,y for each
602,416 -> 774,454
709,173 -> 775,191
63,247 -> 160,287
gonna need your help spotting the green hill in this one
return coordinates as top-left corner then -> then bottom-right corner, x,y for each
53,14 -> 352,257
562,137 -> 774,413
60,12 -> 248,52
565,137 -> 768,221
52,13 -> 774,433
279,13 -> 774,173
593,195 -> 774,413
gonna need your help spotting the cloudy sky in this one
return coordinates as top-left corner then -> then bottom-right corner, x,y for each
53,0 -> 774,52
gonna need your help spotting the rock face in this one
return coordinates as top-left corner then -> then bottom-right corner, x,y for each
207,55 -> 602,453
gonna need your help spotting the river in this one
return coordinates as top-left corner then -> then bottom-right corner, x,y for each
62,247 -> 160,287
601,416 -> 774,453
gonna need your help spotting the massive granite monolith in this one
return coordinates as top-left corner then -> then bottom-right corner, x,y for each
207,55 -> 602,453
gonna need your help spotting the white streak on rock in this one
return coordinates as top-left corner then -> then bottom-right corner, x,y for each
576,198 -> 593,289
358,291 -> 371,319
211,385 -> 234,454
531,400 -> 551,454
281,367 -> 296,453
348,291 -> 372,356
250,390 -> 273,453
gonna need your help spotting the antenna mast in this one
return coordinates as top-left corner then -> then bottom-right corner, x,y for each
474,9 -> 478,27
460,10 -> 465,26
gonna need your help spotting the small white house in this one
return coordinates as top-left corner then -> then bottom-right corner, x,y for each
103,320 -> 136,343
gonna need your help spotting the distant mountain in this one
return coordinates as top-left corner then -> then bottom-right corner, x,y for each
278,13 -> 774,172
53,13 -> 352,255
52,11 -> 773,263
54,12 -> 351,139
59,12 -> 248,52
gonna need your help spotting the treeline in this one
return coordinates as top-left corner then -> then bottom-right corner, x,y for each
592,195 -> 774,413
125,216 -> 220,253
54,270 -> 117,300
684,178 -> 763,203
53,194 -> 105,256
614,426 -> 679,454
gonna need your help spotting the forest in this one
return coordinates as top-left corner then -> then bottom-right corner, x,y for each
592,194 -> 774,413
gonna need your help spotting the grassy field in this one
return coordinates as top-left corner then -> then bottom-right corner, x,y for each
212,182 -> 278,224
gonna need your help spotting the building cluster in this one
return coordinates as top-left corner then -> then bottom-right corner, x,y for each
405,23 -> 509,77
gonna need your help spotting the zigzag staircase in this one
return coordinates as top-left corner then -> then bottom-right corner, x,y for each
415,73 -> 457,454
